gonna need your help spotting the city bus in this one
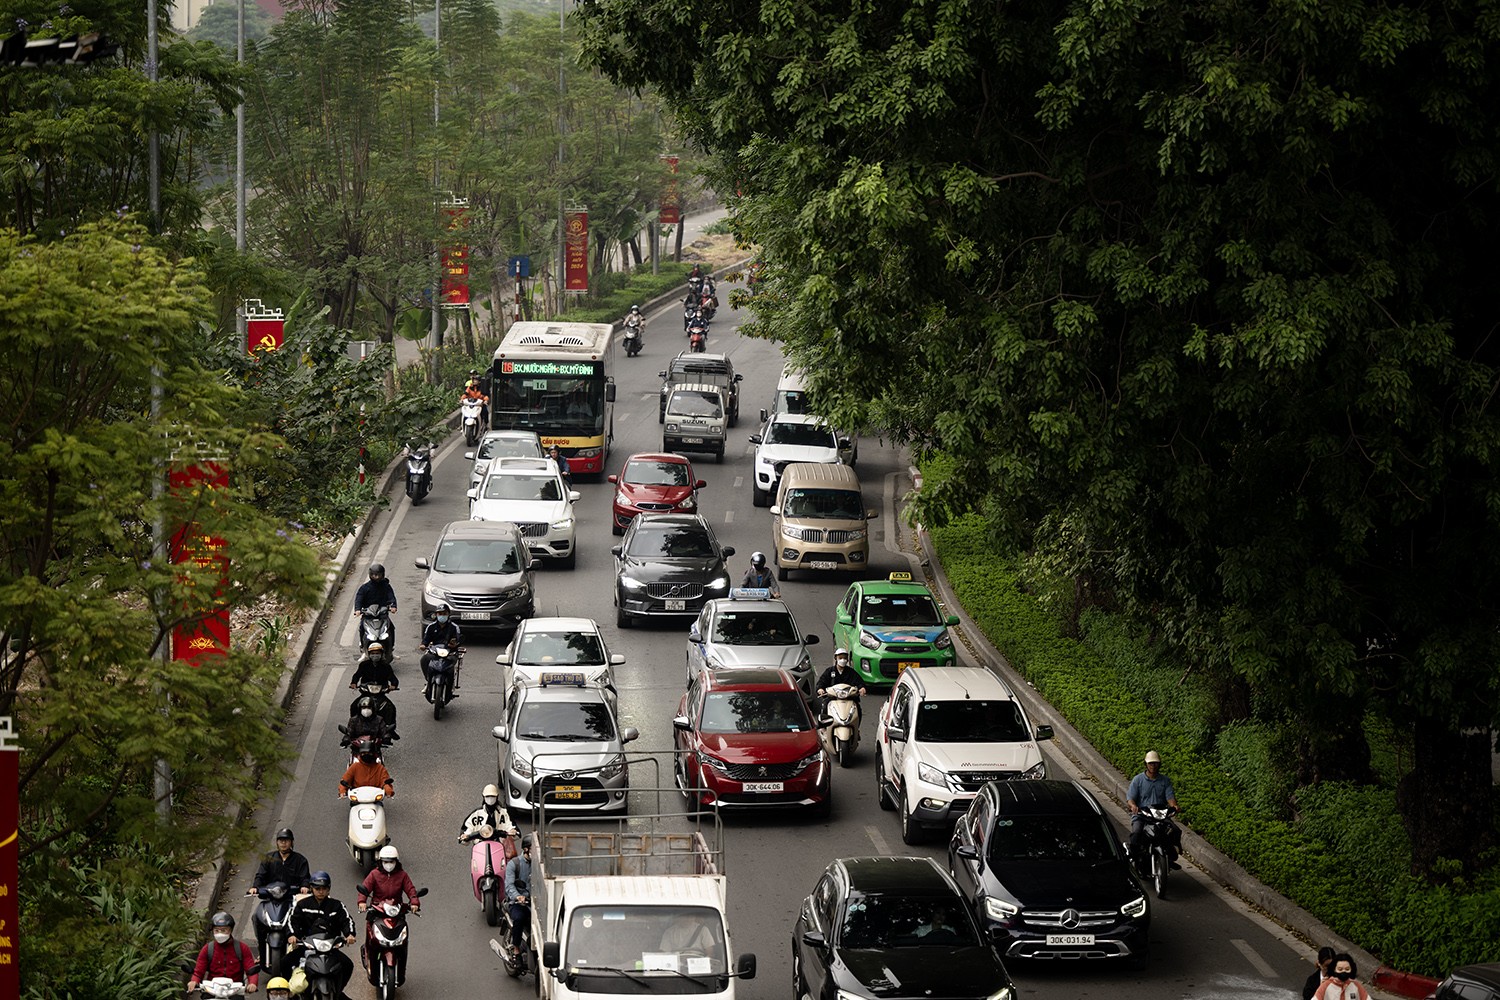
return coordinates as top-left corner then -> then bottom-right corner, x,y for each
490,322 -> 617,478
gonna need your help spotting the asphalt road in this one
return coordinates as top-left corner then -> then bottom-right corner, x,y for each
225,285 -> 1322,1000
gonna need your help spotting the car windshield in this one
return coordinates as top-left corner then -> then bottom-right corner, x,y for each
483,474 -> 563,502
516,630 -> 606,666
914,700 -> 1029,742
776,390 -> 808,414
699,691 -> 810,733
839,893 -> 978,949
625,460 -> 691,487
478,437 -> 541,461
858,594 -> 942,626
781,488 -> 862,520
985,814 -> 1119,865
765,422 -> 834,447
626,525 -> 716,559
668,392 -> 722,418
516,699 -> 616,741
433,539 -> 522,574
711,611 -> 798,646
565,904 -> 728,980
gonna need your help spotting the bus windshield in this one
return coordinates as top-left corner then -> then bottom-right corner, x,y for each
495,375 -> 604,435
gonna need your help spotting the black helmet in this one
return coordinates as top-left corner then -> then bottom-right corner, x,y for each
309,871 -> 331,888
353,735 -> 380,762
750,552 -> 766,568
212,911 -> 235,928
275,827 -> 294,841
469,368 -> 480,376
521,833 -> 535,849
368,563 -> 385,580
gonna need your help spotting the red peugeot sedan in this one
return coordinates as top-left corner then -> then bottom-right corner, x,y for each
673,666 -> 831,815
607,452 -> 707,535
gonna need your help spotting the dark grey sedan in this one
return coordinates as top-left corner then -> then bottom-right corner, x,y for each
611,514 -> 735,628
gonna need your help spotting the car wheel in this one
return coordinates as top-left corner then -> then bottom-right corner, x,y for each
1128,946 -> 1150,972
611,523 -> 624,536
752,484 -> 769,508
900,790 -> 924,845
777,564 -> 789,581
558,550 -> 577,570
658,404 -> 665,425
811,781 -> 831,819
875,754 -> 894,811
616,606 -> 632,629
714,448 -> 723,465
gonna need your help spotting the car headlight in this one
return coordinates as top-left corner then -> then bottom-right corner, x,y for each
665,422 -> 679,432
838,990 -> 866,1000
615,490 -> 630,506
700,754 -> 729,774
423,583 -> 449,601
1121,895 -> 1147,918
986,987 -> 1016,1000
781,523 -> 807,540
618,575 -> 646,592
984,897 -> 1019,921
797,749 -> 826,771
917,762 -> 947,787
500,586 -> 528,599
599,754 -> 626,781
707,576 -> 729,590
858,630 -> 881,651
935,631 -> 953,650
511,755 -> 532,779
1020,760 -> 1047,780
675,496 -> 697,510
551,517 -> 574,530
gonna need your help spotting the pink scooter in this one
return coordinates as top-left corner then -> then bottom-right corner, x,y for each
458,797 -> 518,928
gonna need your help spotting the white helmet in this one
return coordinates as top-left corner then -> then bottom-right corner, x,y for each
378,845 -> 399,862
834,647 -> 850,659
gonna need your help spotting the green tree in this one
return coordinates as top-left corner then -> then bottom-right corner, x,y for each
187,0 -> 274,51
579,0 -> 1500,876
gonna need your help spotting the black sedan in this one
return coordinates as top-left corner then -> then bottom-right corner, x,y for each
792,856 -> 1017,1000
611,513 -> 735,628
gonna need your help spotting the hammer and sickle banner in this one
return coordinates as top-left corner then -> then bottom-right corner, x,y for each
245,299 -> 285,356
564,210 -> 589,293
659,155 -> 680,225
441,199 -> 471,308
0,715 -> 16,993
168,463 -> 231,666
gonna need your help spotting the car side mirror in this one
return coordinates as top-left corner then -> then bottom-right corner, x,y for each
466,489 -> 478,501
835,609 -> 851,625
759,408 -> 768,423
799,930 -> 825,948
463,451 -> 475,461
769,505 -> 780,515
337,724 -> 349,734
672,715 -> 691,731
568,490 -> 581,502
415,887 -> 429,898
805,634 -> 820,645
495,651 -> 512,665
866,508 -> 878,520
414,557 -> 430,569
955,844 -> 980,862
887,726 -> 907,743
748,434 -> 763,445
688,624 -> 702,642
542,942 -> 560,969
1035,725 -> 1054,742
611,545 -> 623,557
838,437 -> 851,449
658,370 -> 668,378
607,475 -> 618,484
492,725 -> 510,742
734,373 -> 744,382
946,614 -> 960,626
610,654 -> 626,665
736,953 -> 757,979
605,383 -> 616,402
621,726 -> 640,744
722,546 -> 735,558
696,480 -> 707,489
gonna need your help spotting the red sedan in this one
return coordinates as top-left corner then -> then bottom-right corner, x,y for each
673,666 -> 831,815
607,452 -> 706,535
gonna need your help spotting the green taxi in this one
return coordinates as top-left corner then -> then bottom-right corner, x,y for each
831,572 -> 960,684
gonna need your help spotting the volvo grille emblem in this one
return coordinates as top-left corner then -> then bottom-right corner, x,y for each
1060,909 -> 1081,929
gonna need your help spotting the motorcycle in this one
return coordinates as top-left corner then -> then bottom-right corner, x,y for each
338,720 -> 397,764
817,683 -> 862,768
1133,805 -> 1178,899
363,888 -> 428,999
290,931 -> 348,998
351,682 -> 398,733
424,643 -> 463,720
249,881 -> 297,981
461,398 -> 484,446
405,442 -> 433,503
623,317 -> 644,357
358,605 -> 395,664
683,302 -> 698,331
687,273 -> 704,299
459,819 -> 517,927
345,783 -> 390,873
688,320 -> 707,353
488,904 -> 535,980
698,292 -> 717,321
197,978 -> 247,998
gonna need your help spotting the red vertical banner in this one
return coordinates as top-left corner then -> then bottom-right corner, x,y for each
564,210 -> 589,293
440,198 -> 471,308
168,463 -> 231,666
0,715 -> 17,995
659,155 -> 680,225
245,299 -> 285,356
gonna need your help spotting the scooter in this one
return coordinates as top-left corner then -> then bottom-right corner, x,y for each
688,321 -> 707,352
338,719 -> 397,764
699,292 -> 717,321
488,905 -> 535,980
817,683 -> 862,768
358,606 -> 395,664
350,682 -> 398,733
623,319 -> 644,357
249,881 -> 297,980
198,979 -> 247,998
424,643 -> 462,721
1133,805 -> 1178,899
460,398 -> 484,446
290,931 -> 349,998
345,783 -> 389,873
363,888 -> 428,999
687,273 -> 704,298
683,302 -> 698,331
458,819 -> 517,927
404,442 -> 433,503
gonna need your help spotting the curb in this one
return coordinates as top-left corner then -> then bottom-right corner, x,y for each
1373,968 -> 1441,999
903,473 -> 1398,994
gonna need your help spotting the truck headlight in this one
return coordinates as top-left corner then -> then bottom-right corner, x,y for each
917,762 -> 947,787
781,523 -> 806,541
665,423 -> 679,432
858,631 -> 880,651
1020,760 -> 1047,780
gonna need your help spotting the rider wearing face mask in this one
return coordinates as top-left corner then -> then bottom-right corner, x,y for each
358,845 -> 421,985
419,603 -> 464,702
187,911 -> 261,993
459,783 -> 518,842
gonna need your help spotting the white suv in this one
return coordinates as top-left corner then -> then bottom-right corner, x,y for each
748,412 -> 848,507
875,667 -> 1053,845
467,457 -> 580,568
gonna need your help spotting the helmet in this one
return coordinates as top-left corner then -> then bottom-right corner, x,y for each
366,642 -> 384,653
521,833 -> 535,849
378,845 -> 400,862
630,304 -> 640,312
1144,750 -> 1162,764
469,369 -> 480,376
750,552 -> 766,568
368,563 -> 385,580
353,735 -> 380,761
309,871 -> 331,888
834,647 -> 849,659
265,979 -> 292,992
211,911 -> 235,928
275,827 -> 294,841
483,783 -> 500,799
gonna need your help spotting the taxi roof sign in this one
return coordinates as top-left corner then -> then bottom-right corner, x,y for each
887,572 -> 914,583
730,587 -> 771,600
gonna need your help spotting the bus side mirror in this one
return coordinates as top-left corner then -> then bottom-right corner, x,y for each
605,383 -> 617,402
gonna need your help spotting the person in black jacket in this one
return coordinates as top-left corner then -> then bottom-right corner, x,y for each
286,871 -> 357,993
1302,946 -> 1337,1000
250,828 -> 311,896
353,563 -> 398,648
419,605 -> 464,701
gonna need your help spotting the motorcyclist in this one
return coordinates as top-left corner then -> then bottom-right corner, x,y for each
1127,750 -> 1183,869
353,563 -> 398,649
350,641 -> 399,691
682,294 -> 699,330
458,783 -> 518,843
338,736 -> 394,798
286,871 -> 357,995
358,845 -> 422,986
341,690 -> 399,748
263,977 -> 293,1000
348,681 -> 397,731
462,370 -> 490,426
687,311 -> 709,346
624,304 -> 644,332
187,911 -> 261,993
503,833 -> 534,958
547,443 -> 573,484
814,648 -> 866,719
419,604 -> 464,701
250,827 -> 311,896
740,552 -> 780,597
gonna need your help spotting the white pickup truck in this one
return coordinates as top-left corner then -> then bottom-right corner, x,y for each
532,804 -> 756,1000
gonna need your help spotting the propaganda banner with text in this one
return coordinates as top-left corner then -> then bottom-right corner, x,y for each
659,155 -> 680,225
564,210 -> 589,293
0,715 -> 17,994
245,300 -> 285,356
441,203 -> 471,308
168,463 -> 231,665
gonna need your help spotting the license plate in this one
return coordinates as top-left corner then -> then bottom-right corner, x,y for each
552,785 -> 583,800
1046,934 -> 1095,946
461,611 -> 490,621
741,781 -> 783,793
897,661 -> 921,671
681,437 -> 704,444
664,599 -> 686,611
809,560 -> 837,570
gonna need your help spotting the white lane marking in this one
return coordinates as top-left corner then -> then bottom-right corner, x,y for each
733,476 -> 743,488
865,824 -> 891,856
724,511 -> 734,524
1231,938 -> 1278,978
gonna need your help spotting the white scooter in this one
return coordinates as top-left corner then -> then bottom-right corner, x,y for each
197,979 -> 247,998
461,398 -> 485,446
345,784 -> 390,873
818,683 -> 862,768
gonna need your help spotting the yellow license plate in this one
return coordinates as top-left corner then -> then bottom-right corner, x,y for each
897,661 -> 921,671
553,785 -> 582,800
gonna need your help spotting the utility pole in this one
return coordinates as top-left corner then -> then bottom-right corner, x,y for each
430,0 -> 442,351
146,0 -> 171,823
236,0 -> 246,345
556,0 -> 565,315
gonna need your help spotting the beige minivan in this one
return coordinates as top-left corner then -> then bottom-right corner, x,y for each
769,462 -> 876,578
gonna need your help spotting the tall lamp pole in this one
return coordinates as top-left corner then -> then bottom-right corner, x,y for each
236,0 -> 246,344
430,0 -> 441,350
556,0 -> 564,314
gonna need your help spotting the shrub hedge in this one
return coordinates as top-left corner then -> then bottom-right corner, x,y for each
928,514 -> 1500,974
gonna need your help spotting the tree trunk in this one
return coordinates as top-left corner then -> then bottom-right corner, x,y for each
628,235 -> 642,267
1396,718 -> 1494,879
674,217 -> 685,262
1293,705 -> 1374,788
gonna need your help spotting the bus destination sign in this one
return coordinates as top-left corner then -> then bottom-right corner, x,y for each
500,360 -> 599,377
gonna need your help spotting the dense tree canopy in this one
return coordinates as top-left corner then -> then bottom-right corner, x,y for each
579,0 -> 1500,873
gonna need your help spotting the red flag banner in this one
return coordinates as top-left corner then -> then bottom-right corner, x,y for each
0,715 -> 17,996
564,210 -> 589,293
441,201 -> 471,308
245,299 -> 285,356
168,463 -> 231,666
659,155 -> 680,225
